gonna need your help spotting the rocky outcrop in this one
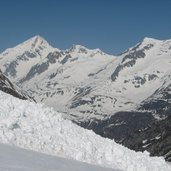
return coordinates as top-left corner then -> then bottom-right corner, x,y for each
0,70 -> 28,100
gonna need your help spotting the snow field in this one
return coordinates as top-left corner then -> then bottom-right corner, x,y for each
0,91 -> 170,171
0,143 -> 117,171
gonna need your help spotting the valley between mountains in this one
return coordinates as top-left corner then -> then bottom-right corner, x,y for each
0,35 -> 171,162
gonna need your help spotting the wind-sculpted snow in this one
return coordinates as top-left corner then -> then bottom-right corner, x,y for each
0,91 -> 170,171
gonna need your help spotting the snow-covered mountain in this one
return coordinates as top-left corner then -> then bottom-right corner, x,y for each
0,35 -> 58,81
1,36 -> 171,121
0,90 -> 170,171
0,35 -> 115,121
0,35 -> 171,161
78,37 -> 171,161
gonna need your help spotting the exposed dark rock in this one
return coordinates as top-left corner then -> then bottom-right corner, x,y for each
148,74 -> 158,81
88,68 -> 105,77
78,82 -> 171,161
21,63 -> 48,82
47,51 -> 62,64
134,76 -> 146,85
124,74 -> 158,88
121,115 -> 171,161
3,51 -> 38,78
79,109 -> 171,161
49,72 -> 58,79
60,54 -> 72,64
70,87 -> 92,108
111,43 -> 154,81
4,61 -> 18,78
78,47 -> 88,54
79,111 -> 154,142
121,50 -> 145,64
23,51 -> 37,59
70,57 -> 78,62
0,70 -> 28,100
111,64 -> 124,81
139,83 -> 171,116
20,52 -> 63,82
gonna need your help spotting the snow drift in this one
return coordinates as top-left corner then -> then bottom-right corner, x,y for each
0,90 -> 170,171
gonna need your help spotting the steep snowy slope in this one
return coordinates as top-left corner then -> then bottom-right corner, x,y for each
0,143 -> 116,171
0,90 -> 170,171
0,70 -> 29,100
0,35 -> 58,81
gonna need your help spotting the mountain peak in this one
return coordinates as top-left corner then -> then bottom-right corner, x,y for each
142,37 -> 162,44
70,44 -> 87,50
0,35 -> 57,68
2,35 -> 55,56
68,44 -> 106,56
32,35 -> 44,40
30,35 -> 48,43
26,35 -> 50,49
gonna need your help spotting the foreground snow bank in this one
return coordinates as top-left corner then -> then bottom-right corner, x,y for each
0,91 -> 170,171
0,143 -> 117,171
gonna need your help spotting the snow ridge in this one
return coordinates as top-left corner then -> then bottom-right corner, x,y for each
0,91 -> 170,171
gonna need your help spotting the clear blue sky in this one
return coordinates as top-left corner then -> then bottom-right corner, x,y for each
0,0 -> 171,55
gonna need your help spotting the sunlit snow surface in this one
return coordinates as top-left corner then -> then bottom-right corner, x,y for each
0,143 -> 117,171
0,91 -> 170,171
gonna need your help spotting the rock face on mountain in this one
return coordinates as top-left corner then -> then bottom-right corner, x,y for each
80,109 -> 171,161
0,70 -> 28,100
0,35 -> 171,161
